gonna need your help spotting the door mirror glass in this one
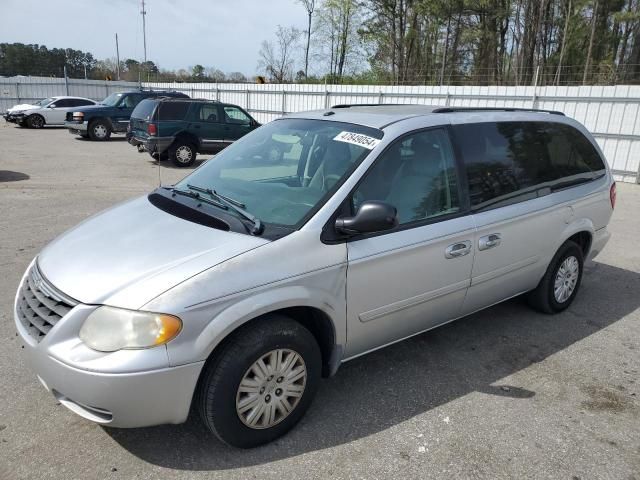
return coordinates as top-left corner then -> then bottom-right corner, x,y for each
335,201 -> 398,235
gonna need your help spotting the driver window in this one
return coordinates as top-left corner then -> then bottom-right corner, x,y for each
224,106 -> 251,124
353,129 -> 460,225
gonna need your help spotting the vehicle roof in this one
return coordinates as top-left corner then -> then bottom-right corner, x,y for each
285,104 -> 566,130
49,96 -> 95,100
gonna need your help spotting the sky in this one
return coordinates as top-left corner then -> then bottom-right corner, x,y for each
2,0 -> 308,75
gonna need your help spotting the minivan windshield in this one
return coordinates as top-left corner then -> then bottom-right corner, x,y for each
175,118 -> 383,227
101,93 -> 123,106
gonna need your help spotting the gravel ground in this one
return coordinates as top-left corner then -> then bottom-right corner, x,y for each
0,123 -> 638,480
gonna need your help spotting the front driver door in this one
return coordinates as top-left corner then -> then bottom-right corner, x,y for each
344,128 -> 474,358
113,93 -> 143,132
222,106 -> 254,143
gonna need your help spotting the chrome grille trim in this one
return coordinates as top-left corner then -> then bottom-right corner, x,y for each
16,263 -> 77,342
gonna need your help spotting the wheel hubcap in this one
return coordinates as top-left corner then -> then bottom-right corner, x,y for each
32,117 -> 43,127
554,256 -> 579,303
176,146 -> 193,163
236,349 -> 307,429
94,124 -> 107,138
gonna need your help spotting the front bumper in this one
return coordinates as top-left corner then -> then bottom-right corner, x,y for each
14,266 -> 204,428
65,120 -> 88,134
4,113 -> 25,123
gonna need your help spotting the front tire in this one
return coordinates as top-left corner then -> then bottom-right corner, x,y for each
528,240 -> 584,314
88,120 -> 111,141
170,141 -> 196,167
197,314 -> 321,448
26,114 -> 45,129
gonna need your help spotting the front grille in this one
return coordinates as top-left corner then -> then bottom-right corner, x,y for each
16,264 -> 77,342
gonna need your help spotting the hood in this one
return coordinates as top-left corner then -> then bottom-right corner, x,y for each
38,196 -> 269,309
70,104 -> 111,113
9,103 -> 38,112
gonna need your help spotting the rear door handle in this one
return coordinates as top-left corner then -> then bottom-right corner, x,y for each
478,233 -> 501,251
445,241 -> 472,259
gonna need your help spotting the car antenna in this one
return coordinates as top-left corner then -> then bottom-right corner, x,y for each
157,100 -> 163,187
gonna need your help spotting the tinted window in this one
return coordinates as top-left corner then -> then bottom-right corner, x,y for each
198,104 -> 220,122
52,99 -> 72,107
76,99 -> 94,106
156,101 -> 190,121
546,123 -> 606,175
454,122 -> 606,207
354,129 -> 460,225
131,99 -> 157,121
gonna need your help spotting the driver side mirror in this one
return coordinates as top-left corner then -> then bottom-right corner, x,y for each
335,201 -> 398,236
48,104 -> 57,108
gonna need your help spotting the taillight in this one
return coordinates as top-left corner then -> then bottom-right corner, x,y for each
147,123 -> 157,136
610,182 -> 616,209
72,111 -> 84,121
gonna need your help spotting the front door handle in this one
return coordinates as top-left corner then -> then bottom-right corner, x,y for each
478,233 -> 502,251
445,241 -> 471,259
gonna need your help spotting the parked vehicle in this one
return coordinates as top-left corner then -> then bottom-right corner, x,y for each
64,89 -> 189,141
128,98 -> 260,167
15,105 -> 614,448
3,96 -> 97,128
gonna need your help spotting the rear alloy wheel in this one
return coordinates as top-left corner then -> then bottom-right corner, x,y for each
170,142 -> 196,167
197,314 -> 321,448
89,120 -> 111,141
26,114 -> 45,129
528,240 -> 584,314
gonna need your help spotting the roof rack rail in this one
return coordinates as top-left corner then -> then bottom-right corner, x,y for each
331,103 -> 409,108
432,106 -> 565,116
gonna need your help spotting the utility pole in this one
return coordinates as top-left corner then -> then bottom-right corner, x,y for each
141,0 -> 148,82
115,33 -> 120,80
141,0 -> 147,64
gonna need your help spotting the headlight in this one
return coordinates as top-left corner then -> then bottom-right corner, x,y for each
79,306 -> 182,352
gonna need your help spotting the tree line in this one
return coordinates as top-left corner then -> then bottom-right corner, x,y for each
2,0 -> 639,86
259,0 -> 640,85
0,43 -> 248,83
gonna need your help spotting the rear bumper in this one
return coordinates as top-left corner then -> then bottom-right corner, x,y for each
588,226 -> 611,260
129,135 -> 174,155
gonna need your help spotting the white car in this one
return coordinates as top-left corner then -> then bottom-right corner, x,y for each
3,96 -> 97,128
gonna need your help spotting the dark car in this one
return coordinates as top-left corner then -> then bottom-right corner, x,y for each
128,98 -> 260,167
65,89 -> 189,141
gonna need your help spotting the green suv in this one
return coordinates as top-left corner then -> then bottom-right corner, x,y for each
128,98 -> 260,167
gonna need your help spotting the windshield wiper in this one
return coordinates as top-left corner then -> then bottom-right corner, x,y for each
187,183 -> 263,235
167,186 -> 229,210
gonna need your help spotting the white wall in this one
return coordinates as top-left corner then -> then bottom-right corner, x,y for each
2,76 -> 639,182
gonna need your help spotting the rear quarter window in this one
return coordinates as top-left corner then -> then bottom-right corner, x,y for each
156,102 -> 190,121
453,121 -> 606,207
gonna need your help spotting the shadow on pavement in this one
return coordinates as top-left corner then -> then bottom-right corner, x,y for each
0,170 -> 30,182
105,261 -> 640,470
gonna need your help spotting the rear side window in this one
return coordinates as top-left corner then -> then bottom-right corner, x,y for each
454,121 -> 606,207
546,123 -> 606,175
156,101 -> 190,121
198,104 -> 220,122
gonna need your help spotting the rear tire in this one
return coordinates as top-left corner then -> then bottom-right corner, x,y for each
528,240 -> 584,314
170,141 -> 196,167
26,114 -> 45,129
88,120 -> 111,141
197,314 -> 321,448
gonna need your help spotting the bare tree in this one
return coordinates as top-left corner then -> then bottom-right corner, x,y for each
298,0 -> 316,78
257,25 -> 301,82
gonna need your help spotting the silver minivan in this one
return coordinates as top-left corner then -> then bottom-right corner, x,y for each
15,105 -> 615,447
